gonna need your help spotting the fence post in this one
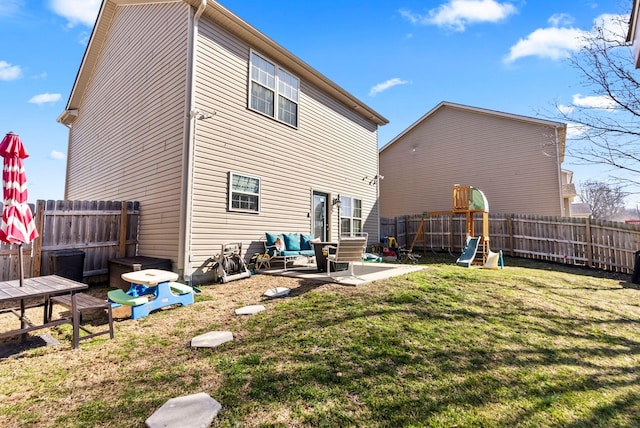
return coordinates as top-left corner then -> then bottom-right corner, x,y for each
585,217 -> 593,268
449,215 -> 454,253
393,216 -> 400,246
508,214 -> 514,257
119,201 -> 128,257
32,200 -> 46,277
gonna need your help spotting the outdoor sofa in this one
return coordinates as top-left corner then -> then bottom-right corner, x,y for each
263,232 -> 316,270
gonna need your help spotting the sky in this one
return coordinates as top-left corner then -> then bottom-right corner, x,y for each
0,0 -> 638,208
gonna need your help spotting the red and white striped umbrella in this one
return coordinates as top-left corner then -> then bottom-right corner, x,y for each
0,132 -> 38,245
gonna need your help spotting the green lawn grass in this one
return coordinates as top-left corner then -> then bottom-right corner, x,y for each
1,255 -> 640,427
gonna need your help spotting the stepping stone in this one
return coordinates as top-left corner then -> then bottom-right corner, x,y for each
145,392 -> 221,428
263,287 -> 290,298
190,331 -> 234,348
235,304 -> 266,315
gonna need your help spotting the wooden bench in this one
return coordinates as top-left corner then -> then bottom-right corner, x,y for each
48,293 -> 114,348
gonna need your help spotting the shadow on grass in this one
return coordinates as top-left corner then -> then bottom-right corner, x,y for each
0,333 -> 61,359
198,268 -> 640,426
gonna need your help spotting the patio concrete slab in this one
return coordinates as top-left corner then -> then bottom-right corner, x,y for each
261,262 -> 425,286
235,305 -> 266,315
190,331 -> 233,348
145,392 -> 221,428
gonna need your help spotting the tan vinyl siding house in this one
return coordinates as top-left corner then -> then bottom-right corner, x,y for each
379,102 -> 567,218
58,0 -> 387,284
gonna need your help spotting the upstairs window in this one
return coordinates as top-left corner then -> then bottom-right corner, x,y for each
229,172 -> 260,213
249,51 -> 299,127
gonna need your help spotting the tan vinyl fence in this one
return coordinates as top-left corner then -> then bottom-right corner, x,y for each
382,213 -> 640,274
0,200 -> 140,283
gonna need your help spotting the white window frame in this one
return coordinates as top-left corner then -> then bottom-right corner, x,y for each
228,172 -> 261,213
339,195 -> 363,237
248,50 -> 299,128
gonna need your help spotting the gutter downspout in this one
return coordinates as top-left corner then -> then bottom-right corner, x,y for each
181,0 -> 207,283
58,121 -> 72,200
376,134 -> 381,245
555,127 -> 565,217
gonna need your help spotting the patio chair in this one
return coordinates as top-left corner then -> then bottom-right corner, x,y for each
326,233 -> 368,278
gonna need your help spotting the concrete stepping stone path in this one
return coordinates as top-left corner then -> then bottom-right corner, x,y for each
190,331 -> 234,348
145,392 -> 221,428
263,287 -> 290,298
235,304 -> 266,315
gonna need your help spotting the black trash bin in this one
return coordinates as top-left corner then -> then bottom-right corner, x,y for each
50,250 -> 85,282
632,250 -> 640,285
109,256 -> 172,290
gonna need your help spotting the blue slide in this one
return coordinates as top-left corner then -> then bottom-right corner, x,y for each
456,236 -> 480,268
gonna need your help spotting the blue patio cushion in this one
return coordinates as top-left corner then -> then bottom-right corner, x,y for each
265,232 -> 282,247
279,249 -> 315,257
280,250 -> 299,256
300,234 -> 315,250
265,232 -> 284,256
283,233 -> 301,251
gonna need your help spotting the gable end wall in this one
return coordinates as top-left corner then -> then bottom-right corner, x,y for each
65,2 -> 191,263
379,106 -> 562,218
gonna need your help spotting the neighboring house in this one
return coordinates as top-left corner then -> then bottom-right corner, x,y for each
378,102 -> 568,218
58,0 -> 387,284
627,0 -> 640,68
570,203 -> 592,219
561,169 -> 578,216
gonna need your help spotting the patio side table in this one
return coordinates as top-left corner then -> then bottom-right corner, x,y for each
312,241 -> 335,272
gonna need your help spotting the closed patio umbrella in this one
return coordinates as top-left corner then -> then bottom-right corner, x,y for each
0,132 -> 38,336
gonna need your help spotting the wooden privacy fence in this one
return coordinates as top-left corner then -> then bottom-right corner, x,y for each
382,213 -> 640,274
0,200 -> 140,282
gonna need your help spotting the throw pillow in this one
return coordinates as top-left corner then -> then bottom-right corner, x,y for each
300,233 -> 315,250
283,233 -> 300,251
274,236 -> 286,252
265,232 -> 281,247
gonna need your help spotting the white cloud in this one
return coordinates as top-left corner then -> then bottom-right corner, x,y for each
593,13 -> 629,42
504,13 -> 629,64
28,93 -> 61,105
49,0 -> 100,27
558,104 -> 574,115
0,61 -> 22,81
566,122 -> 590,139
78,31 -> 91,46
400,0 -> 517,32
369,78 -> 410,96
571,93 -> 616,110
49,150 -> 66,160
548,13 -> 573,28
0,0 -> 22,16
503,26 -> 586,63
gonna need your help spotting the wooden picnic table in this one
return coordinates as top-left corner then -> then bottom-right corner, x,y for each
0,275 -> 88,348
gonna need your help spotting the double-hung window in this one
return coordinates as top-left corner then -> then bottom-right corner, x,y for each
249,51 -> 299,127
340,196 -> 363,237
229,172 -> 260,213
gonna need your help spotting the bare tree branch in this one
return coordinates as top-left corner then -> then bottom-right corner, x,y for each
548,13 -> 640,188
578,179 -> 627,219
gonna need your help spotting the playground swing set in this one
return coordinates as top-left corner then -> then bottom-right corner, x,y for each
408,184 -> 503,269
